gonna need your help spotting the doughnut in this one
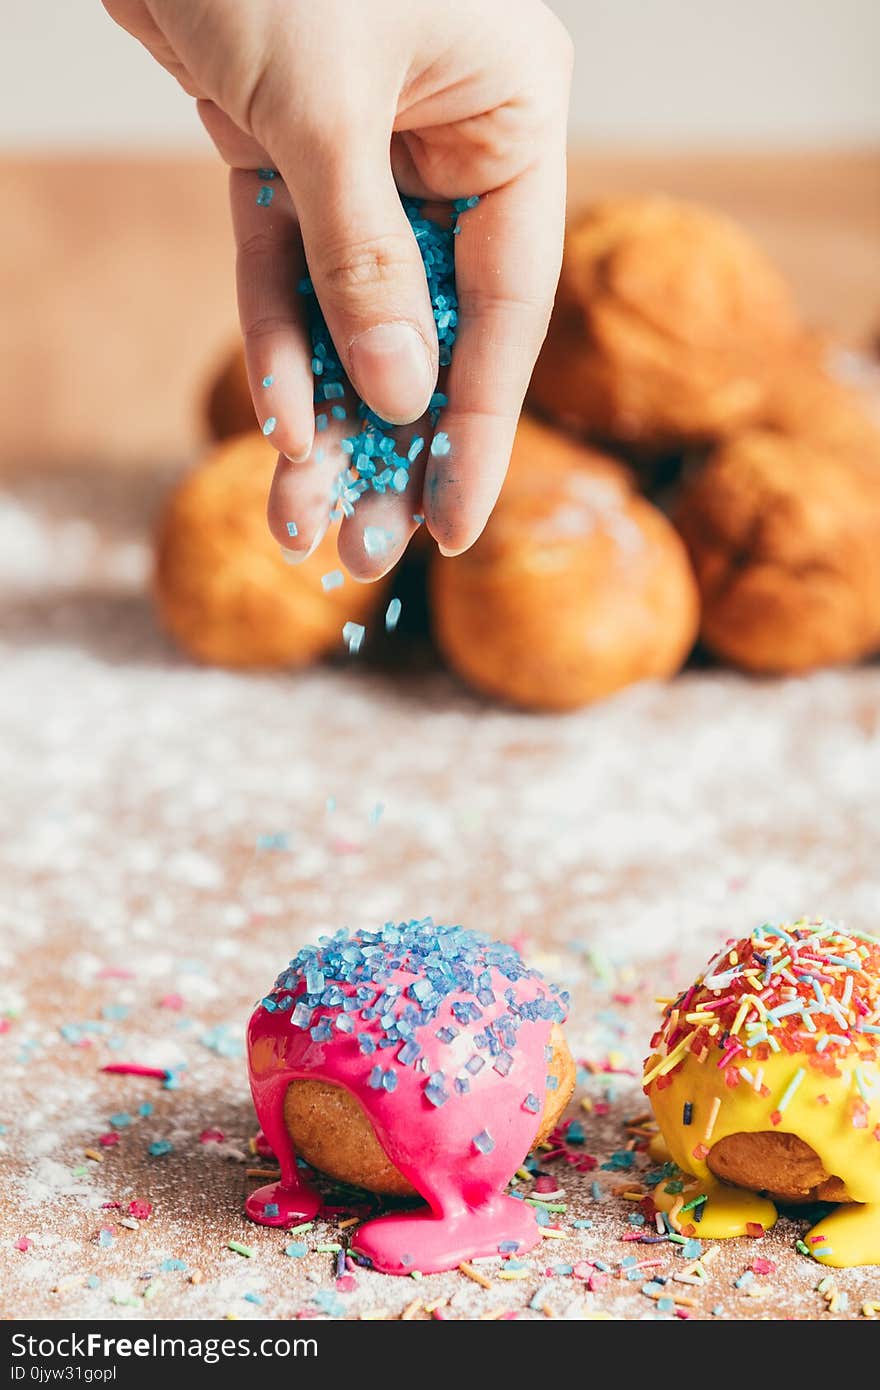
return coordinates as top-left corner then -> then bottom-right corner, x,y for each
430,416 -> 699,710
643,920 -> 880,1267
245,918 -> 574,1274
205,345 -> 257,442
154,433 -> 387,668
529,196 -> 800,455
674,426 -> 880,674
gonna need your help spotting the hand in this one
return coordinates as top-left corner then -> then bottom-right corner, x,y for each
104,0 -> 572,577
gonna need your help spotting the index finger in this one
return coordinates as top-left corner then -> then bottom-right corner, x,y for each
422,152 -> 568,555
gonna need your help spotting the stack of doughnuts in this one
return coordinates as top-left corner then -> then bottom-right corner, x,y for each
165,194 -> 880,704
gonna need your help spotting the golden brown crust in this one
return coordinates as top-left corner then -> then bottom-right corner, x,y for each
707,1130 -> 850,1204
153,433 -> 386,668
529,197 -> 800,454
674,426 -> 880,673
205,346 -> 257,442
430,417 -> 699,710
283,1023 -> 576,1197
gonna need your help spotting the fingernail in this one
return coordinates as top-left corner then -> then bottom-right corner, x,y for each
279,516 -> 330,565
283,446 -> 312,464
437,543 -> 461,558
348,323 -> 434,425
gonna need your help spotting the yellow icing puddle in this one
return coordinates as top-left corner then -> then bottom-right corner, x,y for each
645,1048 -> 880,1266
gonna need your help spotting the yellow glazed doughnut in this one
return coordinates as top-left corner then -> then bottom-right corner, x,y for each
644,920 -> 880,1267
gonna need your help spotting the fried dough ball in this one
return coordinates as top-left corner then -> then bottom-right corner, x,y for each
674,426 -> 880,674
759,358 -> 880,454
530,197 -> 800,454
154,433 -> 386,668
283,1023 -> 576,1197
430,416 -> 699,710
204,345 -> 257,442
707,1131 -> 849,1205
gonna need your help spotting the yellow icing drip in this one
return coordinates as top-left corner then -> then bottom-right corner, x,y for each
807,1204 -> 880,1269
645,1048 -> 880,1265
652,1175 -> 776,1239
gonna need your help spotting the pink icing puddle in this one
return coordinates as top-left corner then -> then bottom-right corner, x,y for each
245,921 -> 568,1275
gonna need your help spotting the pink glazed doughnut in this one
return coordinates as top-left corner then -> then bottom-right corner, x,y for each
246,918 -> 573,1274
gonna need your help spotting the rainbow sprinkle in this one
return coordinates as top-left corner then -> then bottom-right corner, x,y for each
645,920 -> 880,1100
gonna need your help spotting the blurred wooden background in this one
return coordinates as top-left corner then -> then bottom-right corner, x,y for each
1,150 -> 878,475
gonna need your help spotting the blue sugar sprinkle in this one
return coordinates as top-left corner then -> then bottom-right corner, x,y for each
263,1203 -> 279,1218
257,168 -> 277,180
109,1112 -> 131,1129
256,185 -> 274,207
331,404 -> 347,420
299,197 -> 477,514
454,1076 -> 470,1095
465,1055 -> 485,1075
286,521 -> 298,538
262,416 -> 277,436
291,1002 -> 313,1030
398,1039 -> 422,1066
523,1093 -> 541,1113
138,1102 -> 154,1117
262,374 -> 274,387
368,1065 -> 383,1090
493,1051 -> 514,1077
573,1219 -> 593,1229
305,965 -> 325,993
97,1230 -> 115,1248
384,597 -> 402,632
381,1069 -> 398,1093
285,1242 -> 307,1258
316,413 -> 328,431
159,1259 -> 187,1272
546,1074 -> 559,1090
424,1076 -> 449,1107
321,569 -> 344,592
148,1140 -> 173,1157
364,526 -> 393,558
472,1128 -> 495,1155
342,621 -> 365,654
430,432 -> 450,457
243,1292 -> 264,1305
498,1241 -> 520,1253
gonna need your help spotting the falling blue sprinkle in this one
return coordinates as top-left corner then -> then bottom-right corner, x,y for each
342,621 -> 365,654
256,186 -> 274,207
384,597 -> 402,632
262,374 -> 274,387
321,569 -> 344,592
472,1129 -> 495,1155
148,1140 -> 173,1157
262,416 -> 277,436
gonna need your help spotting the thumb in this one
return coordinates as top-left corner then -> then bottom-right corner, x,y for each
286,145 -> 438,426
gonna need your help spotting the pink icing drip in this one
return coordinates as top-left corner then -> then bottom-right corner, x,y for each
246,960 -> 557,1274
